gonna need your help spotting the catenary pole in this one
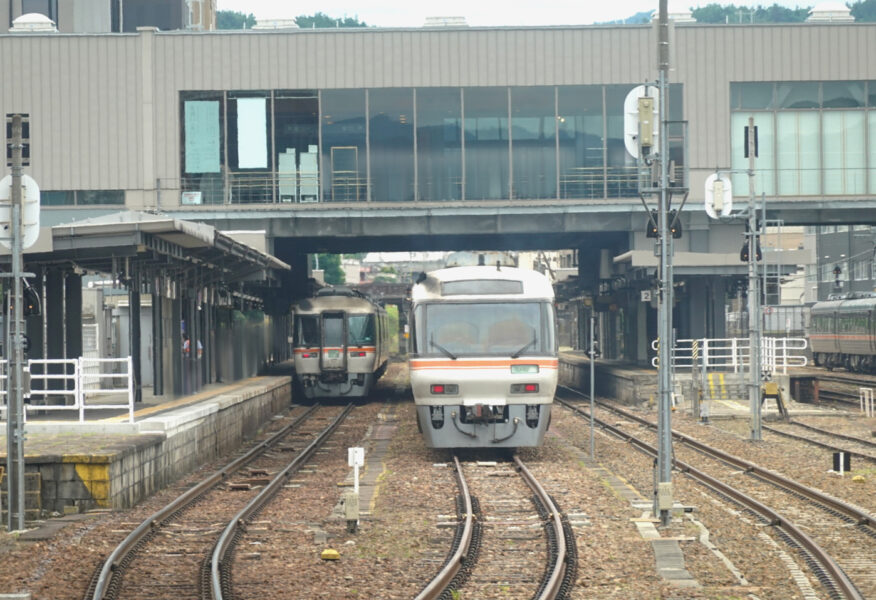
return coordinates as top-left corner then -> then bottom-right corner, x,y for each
6,114 -> 26,531
655,0 -> 674,527
747,117 -> 762,441
589,314 -> 595,459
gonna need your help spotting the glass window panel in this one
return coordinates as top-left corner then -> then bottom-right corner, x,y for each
323,315 -> 344,346
295,316 -> 319,346
731,113 -> 775,196
823,111 -> 866,194
605,85 -> 636,197
369,89 -> 414,202
511,87 -> 556,200
183,99 -> 221,174
274,91 -> 319,203
823,81 -> 865,108
869,82 -> 876,107
776,112 -> 820,195
732,83 -> 774,110
322,90 -> 367,202
41,191 -> 74,206
416,88 -> 462,201
464,88 -> 509,200
870,113 -> 876,194
558,85 -> 604,199
232,97 -> 268,169
77,190 -> 124,205
776,82 -> 819,109
836,225 -> 849,232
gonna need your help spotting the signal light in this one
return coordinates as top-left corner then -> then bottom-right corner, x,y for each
646,210 -> 658,238
645,210 -> 682,239
740,240 -> 763,263
669,210 -> 682,239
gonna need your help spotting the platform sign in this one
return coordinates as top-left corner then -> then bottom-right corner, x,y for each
348,447 -> 364,468
0,174 -> 40,249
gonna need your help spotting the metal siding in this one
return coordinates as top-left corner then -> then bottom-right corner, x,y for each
3,25 -> 876,202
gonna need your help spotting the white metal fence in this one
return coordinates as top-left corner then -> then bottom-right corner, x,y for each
0,356 -> 134,423
652,337 -> 808,373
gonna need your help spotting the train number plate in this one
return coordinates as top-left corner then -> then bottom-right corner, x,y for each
327,350 -> 340,358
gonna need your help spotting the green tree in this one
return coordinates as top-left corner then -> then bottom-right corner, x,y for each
692,3 -> 809,24
295,12 -> 368,28
216,10 -> 256,29
850,0 -> 876,21
311,253 -> 345,285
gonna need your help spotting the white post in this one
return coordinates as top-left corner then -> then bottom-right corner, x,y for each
861,388 -> 874,418
127,356 -> 135,423
78,357 -> 86,423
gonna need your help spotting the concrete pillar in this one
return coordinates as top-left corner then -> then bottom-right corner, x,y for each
64,273 -> 82,360
128,282 -> 142,403
171,296 -> 182,395
45,269 -> 64,360
24,271 -> 43,360
151,284 -> 163,396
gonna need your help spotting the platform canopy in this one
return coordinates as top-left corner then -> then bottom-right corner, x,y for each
2,210 -> 289,292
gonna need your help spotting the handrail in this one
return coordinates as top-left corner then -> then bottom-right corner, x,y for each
651,337 -> 808,373
0,356 -> 134,423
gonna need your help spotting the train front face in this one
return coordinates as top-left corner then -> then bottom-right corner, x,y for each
293,307 -> 379,399
410,297 -> 557,448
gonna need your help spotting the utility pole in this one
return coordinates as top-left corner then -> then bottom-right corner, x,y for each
746,116 -> 762,441
5,114 -> 26,531
655,0 -> 674,527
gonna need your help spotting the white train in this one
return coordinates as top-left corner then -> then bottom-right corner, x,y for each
409,264 -> 558,448
292,287 -> 390,400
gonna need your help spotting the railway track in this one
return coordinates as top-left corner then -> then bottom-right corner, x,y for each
557,385 -> 874,600
416,455 -> 576,600
85,403 -> 353,600
764,420 -> 876,463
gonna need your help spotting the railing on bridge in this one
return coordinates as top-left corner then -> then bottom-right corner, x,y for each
652,337 -> 808,374
0,356 -> 134,423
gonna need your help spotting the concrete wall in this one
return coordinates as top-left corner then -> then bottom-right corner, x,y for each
28,376 -> 291,514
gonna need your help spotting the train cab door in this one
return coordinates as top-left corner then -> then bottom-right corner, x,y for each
321,311 -> 348,373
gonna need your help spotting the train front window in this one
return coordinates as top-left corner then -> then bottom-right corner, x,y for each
417,302 -> 555,357
323,314 -> 344,347
348,314 -> 375,346
296,316 -> 320,346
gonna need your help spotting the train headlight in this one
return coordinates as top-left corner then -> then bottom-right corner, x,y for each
430,384 -> 459,395
510,383 -> 539,393
511,364 -> 539,374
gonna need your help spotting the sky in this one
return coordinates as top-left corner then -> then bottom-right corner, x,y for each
216,1 -> 811,28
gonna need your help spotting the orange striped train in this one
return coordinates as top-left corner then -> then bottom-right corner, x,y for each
292,287 -> 390,400
809,293 -> 876,373
409,263 -> 558,448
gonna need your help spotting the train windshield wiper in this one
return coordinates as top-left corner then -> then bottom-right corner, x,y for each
430,336 -> 457,360
511,336 -> 536,359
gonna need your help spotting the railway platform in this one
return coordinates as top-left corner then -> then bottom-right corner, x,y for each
0,372 -> 293,521
559,351 -> 846,419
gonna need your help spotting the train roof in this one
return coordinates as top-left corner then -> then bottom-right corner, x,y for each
293,292 -> 384,314
810,296 -> 876,313
412,265 -> 554,302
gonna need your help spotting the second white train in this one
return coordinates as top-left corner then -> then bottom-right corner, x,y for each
409,264 -> 558,448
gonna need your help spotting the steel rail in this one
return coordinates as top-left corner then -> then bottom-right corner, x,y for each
513,455 -> 568,600
89,404 -> 320,600
556,389 -> 866,600
784,420 -> 876,450
559,385 -> 874,528
763,423 -> 876,463
211,403 -> 354,600
414,456 -> 474,600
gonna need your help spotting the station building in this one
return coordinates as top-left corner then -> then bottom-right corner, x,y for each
2,3 -> 876,371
